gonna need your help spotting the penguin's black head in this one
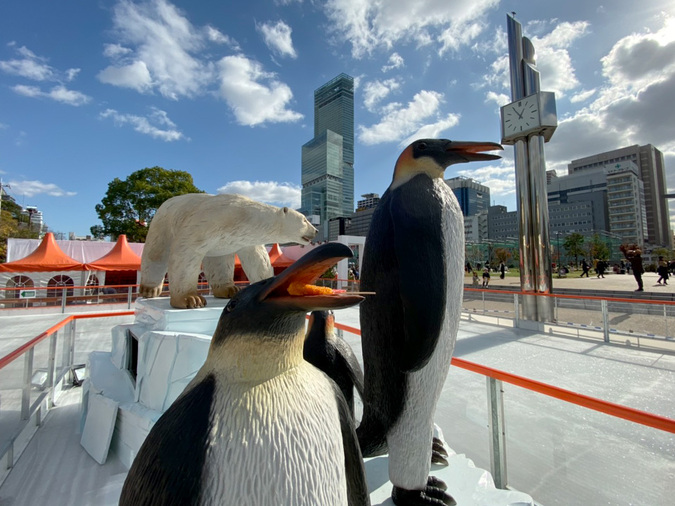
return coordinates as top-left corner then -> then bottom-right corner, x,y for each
305,310 -> 335,343
212,243 -> 363,345
393,138 -> 503,185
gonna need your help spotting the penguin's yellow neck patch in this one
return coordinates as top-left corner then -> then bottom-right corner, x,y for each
392,149 -> 445,189
206,332 -> 305,383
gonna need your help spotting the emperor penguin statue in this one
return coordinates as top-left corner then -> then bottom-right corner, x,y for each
120,242 -> 369,506
357,138 -> 502,505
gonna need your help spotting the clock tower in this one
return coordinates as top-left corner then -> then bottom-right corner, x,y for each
503,13 -> 558,323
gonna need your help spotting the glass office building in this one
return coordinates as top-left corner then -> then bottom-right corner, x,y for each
301,74 -> 354,238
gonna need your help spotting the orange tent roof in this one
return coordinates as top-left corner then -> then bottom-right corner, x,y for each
0,233 -> 86,272
86,235 -> 142,271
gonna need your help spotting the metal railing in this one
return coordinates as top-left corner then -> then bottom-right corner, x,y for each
2,295 -> 675,502
0,311 -> 134,472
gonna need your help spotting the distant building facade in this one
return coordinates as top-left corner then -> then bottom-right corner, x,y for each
300,74 -> 355,240
568,144 -> 669,246
446,176 -> 491,243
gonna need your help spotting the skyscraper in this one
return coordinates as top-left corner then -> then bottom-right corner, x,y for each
300,74 -> 354,239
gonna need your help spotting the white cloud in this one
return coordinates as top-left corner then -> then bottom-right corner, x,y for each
7,180 -> 77,198
257,20 -> 297,59
456,160 -> 516,199
100,107 -> 186,141
205,26 -> 238,49
570,89 -> 597,103
98,60 -> 153,92
12,84 -> 91,106
359,90 -> 454,145
0,45 -> 55,81
217,55 -> 303,126
217,180 -> 301,208
324,0 -> 500,58
362,78 -> 401,111
101,0 -> 211,99
381,52 -> 404,72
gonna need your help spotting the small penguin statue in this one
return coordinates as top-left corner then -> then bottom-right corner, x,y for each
120,243 -> 370,506
304,310 -> 365,418
357,138 -> 502,506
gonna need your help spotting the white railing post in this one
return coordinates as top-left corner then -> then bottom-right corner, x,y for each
602,299 -> 610,342
513,294 -> 519,327
487,376 -> 508,489
47,332 -> 58,408
61,289 -> 67,313
22,348 -> 34,420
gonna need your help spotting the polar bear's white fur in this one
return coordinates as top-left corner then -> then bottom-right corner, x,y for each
139,193 -> 318,309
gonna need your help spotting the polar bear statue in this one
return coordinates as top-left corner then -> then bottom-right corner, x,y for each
139,193 -> 318,309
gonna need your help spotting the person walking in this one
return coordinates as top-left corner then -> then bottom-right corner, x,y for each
499,262 -> 506,279
580,258 -> 590,277
657,256 -> 669,285
482,267 -> 491,288
597,259 -> 606,278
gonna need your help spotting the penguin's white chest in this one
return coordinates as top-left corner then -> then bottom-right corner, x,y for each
201,363 -> 347,506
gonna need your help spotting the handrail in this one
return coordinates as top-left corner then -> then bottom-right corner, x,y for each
0,311 -> 134,370
3,312 -> 675,434
331,321 -> 675,435
464,286 -> 675,306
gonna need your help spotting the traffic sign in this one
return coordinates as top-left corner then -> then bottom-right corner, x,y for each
19,290 -> 37,299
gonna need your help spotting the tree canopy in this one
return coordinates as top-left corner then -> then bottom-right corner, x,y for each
93,167 -> 204,242
1,196 -> 40,263
563,233 -> 585,266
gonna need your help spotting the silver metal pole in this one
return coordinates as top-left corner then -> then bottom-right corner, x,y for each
47,332 -> 58,408
487,377 -> 508,489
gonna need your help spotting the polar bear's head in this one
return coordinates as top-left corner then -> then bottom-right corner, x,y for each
279,207 -> 318,244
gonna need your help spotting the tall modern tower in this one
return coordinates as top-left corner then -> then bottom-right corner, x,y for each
301,74 -> 354,239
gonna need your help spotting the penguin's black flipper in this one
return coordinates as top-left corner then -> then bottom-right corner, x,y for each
431,437 -> 449,465
120,374 -> 215,506
332,336 -> 365,400
330,380 -> 371,506
391,476 -> 456,506
389,180 -> 447,372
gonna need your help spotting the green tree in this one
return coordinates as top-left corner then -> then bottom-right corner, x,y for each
0,209 -> 40,263
93,167 -> 204,242
588,233 -> 610,261
563,233 -> 585,267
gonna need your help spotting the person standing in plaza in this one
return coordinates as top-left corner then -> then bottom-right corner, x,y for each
580,258 -> 590,277
657,256 -> 669,285
622,247 -> 644,292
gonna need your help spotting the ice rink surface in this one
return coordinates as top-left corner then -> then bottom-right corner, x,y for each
1,302 -> 674,505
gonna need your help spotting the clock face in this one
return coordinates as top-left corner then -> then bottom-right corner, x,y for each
502,95 -> 540,138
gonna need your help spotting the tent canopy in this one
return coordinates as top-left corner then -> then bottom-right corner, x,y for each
268,243 -> 295,268
0,233 -> 86,272
86,235 -> 142,271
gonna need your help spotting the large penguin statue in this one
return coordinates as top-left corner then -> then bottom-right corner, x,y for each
120,243 -> 369,506
357,138 -> 502,506
304,310 -> 365,418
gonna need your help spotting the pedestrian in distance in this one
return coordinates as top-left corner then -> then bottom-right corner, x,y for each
597,259 -> 606,278
621,245 -> 644,292
580,259 -> 590,277
499,262 -> 506,279
482,267 -> 490,288
657,256 -> 669,285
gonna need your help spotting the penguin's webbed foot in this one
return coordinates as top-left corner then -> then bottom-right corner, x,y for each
392,476 -> 456,506
431,437 -> 449,465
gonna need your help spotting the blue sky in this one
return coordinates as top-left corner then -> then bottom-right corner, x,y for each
1,0 -> 674,238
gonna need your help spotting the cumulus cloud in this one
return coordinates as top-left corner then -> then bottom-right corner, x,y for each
324,0 -> 500,58
7,180 -> 77,198
456,160 -> 516,200
362,78 -> 401,111
358,90 -> 458,146
98,0 -> 299,127
100,107 -> 186,141
381,52 -> 404,72
217,180 -> 301,208
98,60 -> 153,92
257,20 -> 297,59
0,43 -> 88,105
217,55 -> 303,126
12,84 -> 91,106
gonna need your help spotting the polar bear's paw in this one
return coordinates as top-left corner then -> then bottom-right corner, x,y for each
212,284 -> 240,299
139,284 -> 163,299
170,293 -> 207,309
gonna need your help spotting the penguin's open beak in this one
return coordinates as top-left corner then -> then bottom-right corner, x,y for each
259,242 -> 364,311
444,140 -> 503,163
